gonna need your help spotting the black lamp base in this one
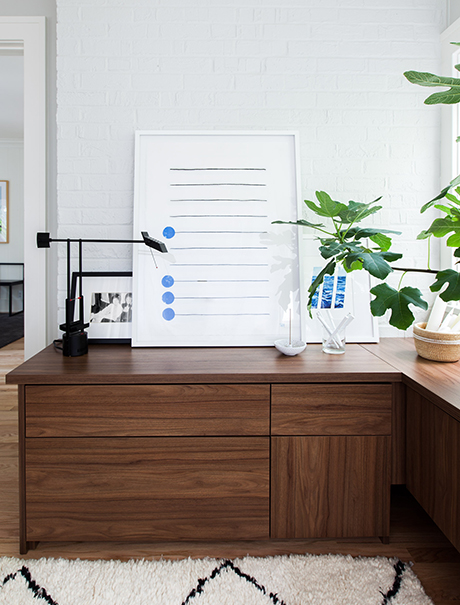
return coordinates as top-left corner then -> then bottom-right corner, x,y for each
62,331 -> 88,357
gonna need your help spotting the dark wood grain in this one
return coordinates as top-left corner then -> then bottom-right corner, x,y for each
271,384 -> 392,435
25,384 -> 270,437
363,339 -> 460,422
271,435 -> 390,539
392,382 -> 406,485
6,343 -> 400,385
406,388 -> 460,551
17,385 -> 26,555
25,437 -> 270,542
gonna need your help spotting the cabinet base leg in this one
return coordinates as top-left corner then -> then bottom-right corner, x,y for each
19,541 -> 39,555
379,536 -> 390,544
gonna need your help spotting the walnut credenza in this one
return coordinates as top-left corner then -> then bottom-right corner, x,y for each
7,343 -> 403,555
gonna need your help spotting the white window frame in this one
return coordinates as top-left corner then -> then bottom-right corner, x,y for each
441,18 -> 460,268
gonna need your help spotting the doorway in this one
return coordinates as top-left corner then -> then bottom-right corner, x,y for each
0,17 -> 46,359
0,47 -> 24,347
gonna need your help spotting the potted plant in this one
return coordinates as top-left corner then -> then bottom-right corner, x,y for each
274,56 -> 460,357
273,191 -> 428,332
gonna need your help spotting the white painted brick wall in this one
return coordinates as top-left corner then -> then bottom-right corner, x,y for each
56,0 -> 445,336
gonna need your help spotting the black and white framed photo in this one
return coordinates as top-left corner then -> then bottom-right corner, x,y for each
71,271 -> 133,343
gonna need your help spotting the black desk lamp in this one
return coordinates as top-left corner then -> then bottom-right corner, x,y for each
37,231 -> 168,357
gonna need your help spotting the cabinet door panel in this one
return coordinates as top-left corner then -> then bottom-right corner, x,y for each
406,389 -> 460,551
271,436 -> 390,538
26,437 -> 269,542
26,384 -> 270,437
271,384 -> 392,435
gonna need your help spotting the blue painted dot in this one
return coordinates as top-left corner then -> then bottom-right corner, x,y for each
162,308 -> 175,321
161,275 -> 174,288
163,226 -> 175,239
162,291 -> 175,305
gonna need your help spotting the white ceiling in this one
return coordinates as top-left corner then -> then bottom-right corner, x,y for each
0,54 -> 24,139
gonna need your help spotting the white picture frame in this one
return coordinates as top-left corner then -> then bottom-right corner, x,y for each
0,180 -> 8,244
72,272 -> 133,343
299,235 -> 379,343
132,131 -> 303,347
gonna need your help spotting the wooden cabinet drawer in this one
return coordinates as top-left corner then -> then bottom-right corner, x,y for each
26,437 -> 270,542
271,384 -> 392,435
25,384 -> 270,437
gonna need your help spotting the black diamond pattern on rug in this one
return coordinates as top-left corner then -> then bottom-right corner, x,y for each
2,566 -> 59,604
0,557 -> 412,605
181,559 -> 287,605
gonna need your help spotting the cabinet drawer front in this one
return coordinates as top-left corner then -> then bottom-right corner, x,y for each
271,384 -> 392,435
26,437 -> 270,542
26,384 -> 270,437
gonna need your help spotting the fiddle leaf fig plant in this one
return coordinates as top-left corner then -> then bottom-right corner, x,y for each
273,52 -> 460,334
404,56 -> 460,305
273,191 -> 429,330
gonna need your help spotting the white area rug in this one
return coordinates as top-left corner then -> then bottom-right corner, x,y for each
0,553 -> 433,605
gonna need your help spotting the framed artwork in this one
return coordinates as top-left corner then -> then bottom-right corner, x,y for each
299,236 -> 379,343
71,271 -> 133,343
0,181 -> 9,243
132,131 -> 303,347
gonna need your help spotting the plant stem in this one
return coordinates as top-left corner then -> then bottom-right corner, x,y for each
398,271 -> 407,290
392,266 -> 438,273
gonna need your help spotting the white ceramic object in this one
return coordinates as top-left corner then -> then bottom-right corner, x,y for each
274,339 -> 306,356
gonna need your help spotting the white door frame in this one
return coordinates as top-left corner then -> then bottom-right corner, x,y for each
0,17 -> 47,359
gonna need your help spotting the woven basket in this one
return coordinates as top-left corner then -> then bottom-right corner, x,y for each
413,321 -> 460,363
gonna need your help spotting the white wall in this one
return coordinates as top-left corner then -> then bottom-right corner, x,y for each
56,0 -> 446,336
0,141 -> 23,313
0,141 -> 24,262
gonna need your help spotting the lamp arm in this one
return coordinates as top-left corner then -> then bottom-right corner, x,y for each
37,232 -> 168,253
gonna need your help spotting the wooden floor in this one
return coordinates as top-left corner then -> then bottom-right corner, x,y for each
1,340 -> 459,604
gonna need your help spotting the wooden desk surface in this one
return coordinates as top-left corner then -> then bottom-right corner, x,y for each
9,338 -> 460,421
363,338 -> 460,423
6,342 -> 399,385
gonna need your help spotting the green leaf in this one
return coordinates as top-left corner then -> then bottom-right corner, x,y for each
447,232 -> 460,247
307,260 -> 336,312
425,90 -> 460,105
454,248 -> 460,258
353,227 -> 400,239
445,193 -> 460,204
404,71 -> 460,104
426,216 -> 460,238
344,259 -> 362,272
435,204 -> 454,214
416,229 -> 432,240
271,219 -> 325,229
404,70 -> 460,88
369,233 -> 392,251
420,185 -> 451,212
305,191 -> 347,218
336,199 -> 382,224
370,283 -> 428,330
380,250 -> 403,262
344,251 -> 394,279
451,174 -> 460,187
318,241 -> 345,259
430,269 -> 460,301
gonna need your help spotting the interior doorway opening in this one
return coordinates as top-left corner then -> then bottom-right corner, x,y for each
0,17 -> 47,359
